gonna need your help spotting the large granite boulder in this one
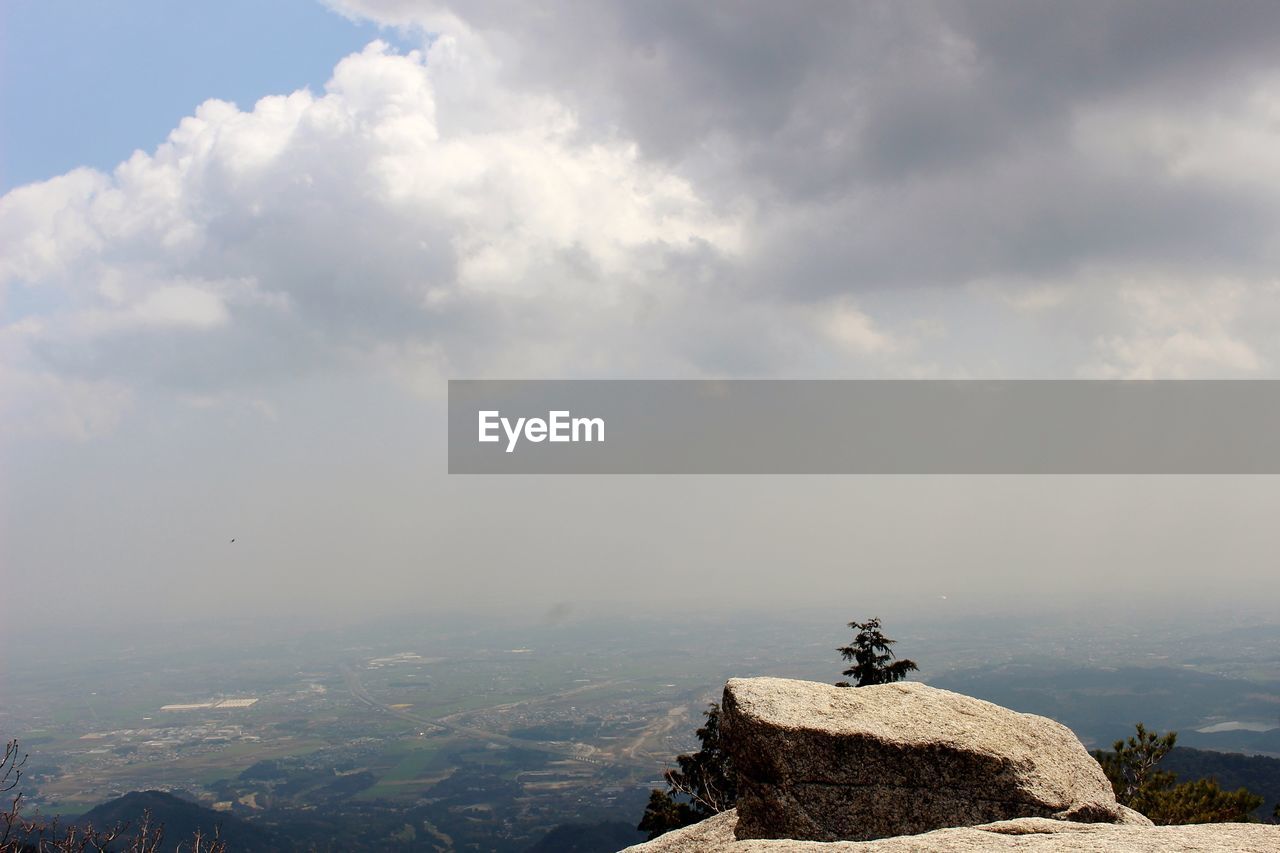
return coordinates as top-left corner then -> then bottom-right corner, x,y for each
621,809 -> 1280,852
721,678 -> 1137,842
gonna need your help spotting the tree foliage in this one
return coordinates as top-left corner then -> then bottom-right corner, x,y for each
836,617 -> 918,687
636,790 -> 699,841
1141,777 -> 1266,825
1094,724 -> 1264,825
1096,722 -> 1177,805
637,703 -> 736,840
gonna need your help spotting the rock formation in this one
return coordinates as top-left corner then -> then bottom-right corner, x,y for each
623,810 -> 1280,852
725,678 -> 1136,841
622,677 -> 1280,852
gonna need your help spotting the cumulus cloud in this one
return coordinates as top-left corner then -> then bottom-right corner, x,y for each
327,1 -> 1280,334
326,2 -> 1280,187
8,2 -> 1280,437
3,38 -> 813,436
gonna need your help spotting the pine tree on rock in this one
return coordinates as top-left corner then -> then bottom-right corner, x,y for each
836,617 -> 918,687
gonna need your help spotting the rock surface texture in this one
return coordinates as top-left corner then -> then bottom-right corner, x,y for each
722,678 -> 1136,841
620,677 -> 1280,851
621,809 -> 1280,852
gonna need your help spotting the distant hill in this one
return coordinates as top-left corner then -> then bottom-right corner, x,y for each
525,820 -> 646,852
930,664 -> 1278,748
1163,746 -> 1280,820
1176,727 -> 1280,755
75,790 -> 276,851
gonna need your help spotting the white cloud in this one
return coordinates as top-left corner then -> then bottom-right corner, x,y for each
1094,330 -> 1260,379
1087,280 -> 1266,378
9,4 -> 1280,439
0,39 -> 749,434
1072,77 -> 1280,190
819,299 -> 899,356
119,285 -> 231,330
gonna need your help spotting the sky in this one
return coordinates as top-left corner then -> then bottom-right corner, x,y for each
3,1 -> 1280,636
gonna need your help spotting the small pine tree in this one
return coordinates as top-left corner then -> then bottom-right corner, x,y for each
1094,724 -> 1264,824
1096,722 -> 1177,805
836,617 -> 918,687
637,703 -> 736,840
